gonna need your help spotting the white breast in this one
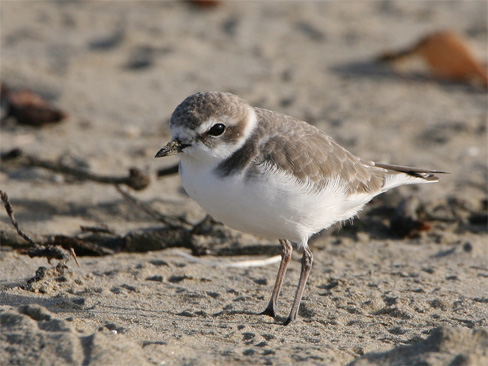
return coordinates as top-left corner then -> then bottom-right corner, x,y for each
179,158 -> 375,248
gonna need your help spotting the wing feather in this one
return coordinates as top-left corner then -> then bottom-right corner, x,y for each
252,109 -> 384,194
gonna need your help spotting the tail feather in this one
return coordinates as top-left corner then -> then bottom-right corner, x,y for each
373,162 -> 448,182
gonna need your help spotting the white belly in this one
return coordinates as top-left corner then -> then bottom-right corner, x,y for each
179,159 -> 373,247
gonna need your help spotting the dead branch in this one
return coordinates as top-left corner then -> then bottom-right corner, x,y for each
1,148 -> 150,191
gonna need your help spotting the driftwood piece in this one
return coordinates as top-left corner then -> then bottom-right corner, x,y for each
1,220 -> 233,257
0,220 -> 185,254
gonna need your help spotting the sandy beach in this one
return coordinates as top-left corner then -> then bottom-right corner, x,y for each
1,1 -> 487,365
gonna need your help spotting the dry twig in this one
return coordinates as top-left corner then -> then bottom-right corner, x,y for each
0,189 -> 38,247
0,189 -> 70,262
1,148 -> 150,191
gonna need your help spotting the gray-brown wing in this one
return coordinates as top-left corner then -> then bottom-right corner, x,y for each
252,109 -> 385,194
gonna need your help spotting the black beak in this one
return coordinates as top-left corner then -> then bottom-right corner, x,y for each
155,139 -> 189,158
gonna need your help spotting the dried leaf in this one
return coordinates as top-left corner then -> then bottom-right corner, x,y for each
379,31 -> 488,87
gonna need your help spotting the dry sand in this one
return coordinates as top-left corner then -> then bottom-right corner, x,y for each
1,1 -> 487,365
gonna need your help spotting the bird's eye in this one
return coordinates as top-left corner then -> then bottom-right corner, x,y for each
208,123 -> 226,136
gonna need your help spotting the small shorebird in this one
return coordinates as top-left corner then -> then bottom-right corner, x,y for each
156,91 -> 445,325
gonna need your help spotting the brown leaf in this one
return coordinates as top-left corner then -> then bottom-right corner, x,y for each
379,31 -> 488,87
415,31 -> 487,84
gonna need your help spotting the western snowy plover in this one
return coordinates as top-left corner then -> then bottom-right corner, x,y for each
156,91 -> 445,325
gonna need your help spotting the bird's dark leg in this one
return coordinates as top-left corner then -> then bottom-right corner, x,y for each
283,245 -> 313,325
261,239 -> 293,318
